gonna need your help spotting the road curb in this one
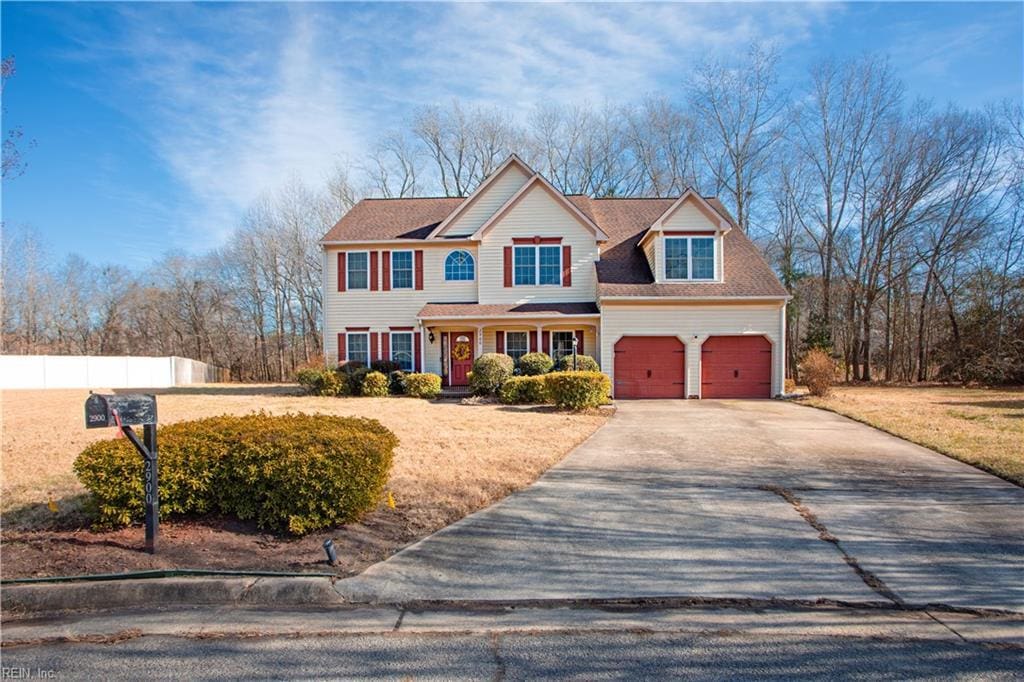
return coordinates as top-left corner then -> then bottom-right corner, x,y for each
2,576 -> 344,616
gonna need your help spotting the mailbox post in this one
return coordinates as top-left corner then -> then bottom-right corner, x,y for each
85,393 -> 159,554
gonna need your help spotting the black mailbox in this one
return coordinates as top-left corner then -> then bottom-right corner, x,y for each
85,393 -> 157,429
84,392 -> 160,553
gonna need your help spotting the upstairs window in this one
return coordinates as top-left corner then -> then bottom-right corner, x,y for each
514,244 -> 562,286
665,236 -> 715,281
391,251 -> 414,289
505,331 -> 529,362
347,252 -> 369,290
390,332 -> 414,371
445,250 -> 475,281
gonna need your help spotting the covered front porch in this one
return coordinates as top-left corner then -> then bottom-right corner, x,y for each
417,302 -> 601,388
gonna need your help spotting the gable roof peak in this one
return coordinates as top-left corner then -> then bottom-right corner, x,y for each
425,154 -> 536,239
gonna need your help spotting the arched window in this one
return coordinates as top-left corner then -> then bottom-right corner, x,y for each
444,250 -> 475,281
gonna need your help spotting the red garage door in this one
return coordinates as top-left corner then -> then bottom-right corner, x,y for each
701,336 -> 772,398
614,336 -> 685,399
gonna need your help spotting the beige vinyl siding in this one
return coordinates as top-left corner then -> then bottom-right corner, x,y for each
599,303 -> 786,397
662,199 -> 720,231
323,244 -> 478,361
439,165 -> 531,237
478,184 -> 599,304
642,239 -> 657,280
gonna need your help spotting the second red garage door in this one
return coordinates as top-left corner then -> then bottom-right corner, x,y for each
613,336 -> 686,399
701,335 -> 772,398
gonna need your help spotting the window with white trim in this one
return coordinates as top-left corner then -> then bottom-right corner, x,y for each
390,332 -> 413,371
346,332 -> 370,365
664,237 -> 715,281
347,252 -> 369,289
444,250 -> 475,281
551,331 -> 575,362
391,251 -> 413,289
513,245 -> 561,286
505,331 -> 529,362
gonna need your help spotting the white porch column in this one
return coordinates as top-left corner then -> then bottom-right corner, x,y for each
419,321 -> 427,374
476,325 -> 485,357
536,324 -> 544,354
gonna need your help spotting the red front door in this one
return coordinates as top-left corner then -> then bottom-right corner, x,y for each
449,332 -> 475,386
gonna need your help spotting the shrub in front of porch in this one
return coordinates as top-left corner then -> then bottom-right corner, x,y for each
295,366 -> 344,396
404,372 -> 442,399
545,371 -> 611,410
361,371 -> 391,397
518,352 -> 554,376
469,353 -> 514,395
499,375 -> 550,404
556,354 -> 600,372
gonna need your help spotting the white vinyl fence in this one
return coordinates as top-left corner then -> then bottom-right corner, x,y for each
0,355 -> 227,390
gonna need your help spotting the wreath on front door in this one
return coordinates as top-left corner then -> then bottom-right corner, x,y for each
452,341 -> 472,362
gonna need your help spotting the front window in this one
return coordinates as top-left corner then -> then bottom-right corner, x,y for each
391,251 -> 413,289
665,237 -> 715,281
347,252 -> 369,290
513,244 -> 562,286
390,332 -> 413,371
505,331 -> 529,362
513,246 -> 536,285
346,332 -> 370,365
551,331 -> 575,362
445,250 -> 475,281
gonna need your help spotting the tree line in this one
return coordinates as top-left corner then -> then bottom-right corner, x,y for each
3,45 -> 1022,383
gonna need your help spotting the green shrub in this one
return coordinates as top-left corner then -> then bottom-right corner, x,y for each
556,354 -> 600,372
404,372 -> 442,399
469,353 -> 514,395
388,370 -> 407,395
342,365 -> 370,395
361,371 -> 390,397
74,413 -> 397,535
371,359 -> 400,374
499,375 -> 550,404
295,366 -> 343,396
518,352 -> 554,376
545,371 -> 611,410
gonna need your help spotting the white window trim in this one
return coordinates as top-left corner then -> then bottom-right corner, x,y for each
346,331 -> 371,365
505,331 -> 529,360
513,244 -> 563,287
664,236 -> 718,282
390,250 -> 415,290
444,250 -> 475,282
346,250 -> 370,290
390,331 -> 414,371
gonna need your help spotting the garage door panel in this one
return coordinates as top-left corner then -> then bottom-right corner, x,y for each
614,336 -> 685,399
701,336 -> 771,399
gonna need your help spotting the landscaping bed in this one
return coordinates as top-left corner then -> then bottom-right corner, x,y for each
1,385 -> 608,578
798,384 -> 1023,486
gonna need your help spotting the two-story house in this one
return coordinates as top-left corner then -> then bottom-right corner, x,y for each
321,155 -> 789,399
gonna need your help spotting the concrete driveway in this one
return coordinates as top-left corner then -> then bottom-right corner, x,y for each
338,401 -> 1024,612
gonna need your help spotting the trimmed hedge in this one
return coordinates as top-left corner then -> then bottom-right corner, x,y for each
295,366 -> 344,396
389,370 -> 407,395
556,354 -> 600,372
545,371 -> 611,409
361,371 -> 390,397
371,359 -> 401,374
498,375 -> 550,404
74,413 -> 397,535
469,353 -> 514,395
404,372 -> 442,399
518,352 -> 554,376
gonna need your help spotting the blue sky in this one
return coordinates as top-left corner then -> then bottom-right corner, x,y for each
3,1 -> 1022,267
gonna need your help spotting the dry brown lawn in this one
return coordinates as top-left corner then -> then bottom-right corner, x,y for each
799,384 -> 1023,485
0,385 -> 608,577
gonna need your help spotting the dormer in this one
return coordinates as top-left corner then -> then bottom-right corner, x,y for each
637,189 -> 731,283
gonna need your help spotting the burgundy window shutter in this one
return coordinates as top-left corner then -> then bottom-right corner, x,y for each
542,331 -> 550,355
562,245 -> 572,287
415,250 -> 424,290
414,332 -> 422,372
575,329 -> 584,355
337,253 -> 346,292
529,331 -> 538,353
381,332 -> 390,363
337,333 -> 346,363
503,247 -> 513,287
496,330 -> 505,355
382,250 -> 391,291
370,251 -> 379,291
370,332 -> 379,362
